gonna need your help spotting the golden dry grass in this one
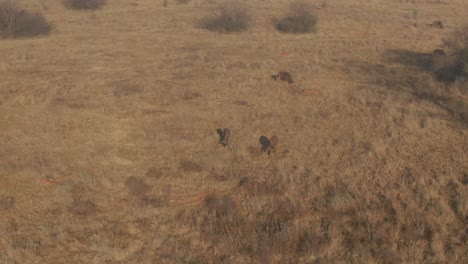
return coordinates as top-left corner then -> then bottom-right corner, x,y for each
1,0 -> 467,263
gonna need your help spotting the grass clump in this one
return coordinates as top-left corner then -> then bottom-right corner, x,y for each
200,0 -> 251,33
276,0 -> 317,33
0,0 -> 51,38
63,0 -> 106,10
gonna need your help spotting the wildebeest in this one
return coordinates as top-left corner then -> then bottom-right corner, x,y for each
430,21 -> 444,28
271,71 -> 294,84
433,49 -> 446,56
259,135 -> 278,155
269,135 -> 278,152
216,128 -> 231,147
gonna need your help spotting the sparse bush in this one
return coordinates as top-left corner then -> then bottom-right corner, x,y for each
175,0 -> 192,4
63,0 -> 106,10
200,0 -> 251,33
276,15 -> 317,33
276,0 -> 317,33
0,0 -> 51,38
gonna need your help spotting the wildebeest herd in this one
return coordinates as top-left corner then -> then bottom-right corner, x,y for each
215,71 -> 296,155
215,20 -> 452,155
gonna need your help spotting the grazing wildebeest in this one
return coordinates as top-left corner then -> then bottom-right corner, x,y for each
216,128 -> 231,147
430,21 -> 444,28
269,135 -> 278,153
271,71 -> 294,84
433,49 -> 446,56
259,135 -> 278,155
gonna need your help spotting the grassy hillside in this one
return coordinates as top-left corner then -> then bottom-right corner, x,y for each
0,0 -> 467,263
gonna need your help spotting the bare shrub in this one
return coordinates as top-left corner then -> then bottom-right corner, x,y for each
175,0 -> 192,4
0,0 -> 17,34
63,0 -> 106,10
204,194 -> 237,218
276,0 -> 317,33
139,195 -> 165,208
0,0 -> 51,38
200,0 -> 251,33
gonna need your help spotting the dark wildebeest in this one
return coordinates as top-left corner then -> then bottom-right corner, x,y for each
259,135 -> 278,155
271,71 -> 294,84
216,128 -> 231,147
430,21 -> 444,28
433,49 -> 446,56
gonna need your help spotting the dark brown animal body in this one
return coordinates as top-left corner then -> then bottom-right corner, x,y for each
216,128 -> 231,147
259,135 -> 278,155
433,49 -> 446,55
271,71 -> 294,84
430,21 -> 444,28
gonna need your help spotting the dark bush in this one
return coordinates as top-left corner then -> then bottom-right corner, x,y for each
63,0 -> 106,10
276,1 -> 317,33
276,15 -> 317,33
200,0 -> 251,33
0,0 -> 51,38
175,0 -> 192,4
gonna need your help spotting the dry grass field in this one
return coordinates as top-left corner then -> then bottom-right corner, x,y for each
1,0 -> 467,263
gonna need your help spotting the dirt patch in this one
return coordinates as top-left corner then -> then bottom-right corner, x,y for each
180,160 -> 203,173
145,167 -> 166,179
113,84 -> 143,97
125,176 -> 151,196
0,195 -> 15,210
69,199 -> 98,217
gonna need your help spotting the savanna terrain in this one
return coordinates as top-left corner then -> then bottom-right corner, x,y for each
0,0 -> 467,263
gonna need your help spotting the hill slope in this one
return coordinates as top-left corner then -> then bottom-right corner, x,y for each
1,0 -> 467,263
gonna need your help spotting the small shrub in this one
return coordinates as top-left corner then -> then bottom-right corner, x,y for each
276,15 -> 317,33
200,0 -> 251,33
63,0 -> 106,10
175,0 -> 192,4
412,9 -> 419,19
276,0 -> 317,33
0,0 -> 51,38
